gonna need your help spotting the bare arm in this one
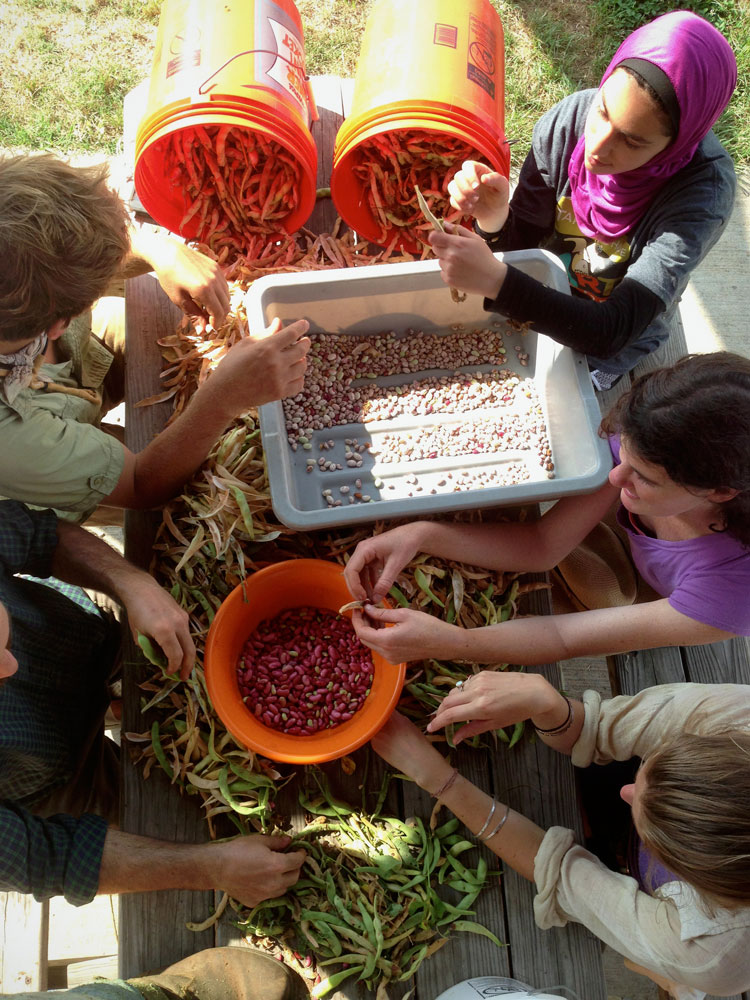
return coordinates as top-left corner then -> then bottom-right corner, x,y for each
98,829 -> 305,907
372,712 -> 544,881
355,597 -> 736,669
345,482 -> 618,604
104,318 -> 309,510
125,227 -> 231,328
53,520 -> 194,677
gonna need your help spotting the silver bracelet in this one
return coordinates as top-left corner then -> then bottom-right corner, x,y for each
481,803 -> 510,842
475,799 -> 498,839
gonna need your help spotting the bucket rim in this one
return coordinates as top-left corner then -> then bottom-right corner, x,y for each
334,101 -> 507,153
330,109 -> 510,251
134,108 -> 317,241
135,96 -> 316,163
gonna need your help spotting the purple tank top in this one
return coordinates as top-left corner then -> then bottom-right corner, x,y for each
628,827 -> 681,892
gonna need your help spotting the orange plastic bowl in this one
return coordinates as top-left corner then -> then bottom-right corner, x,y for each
204,559 -> 406,764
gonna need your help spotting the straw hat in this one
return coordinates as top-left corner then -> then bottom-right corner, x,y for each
552,522 -> 637,612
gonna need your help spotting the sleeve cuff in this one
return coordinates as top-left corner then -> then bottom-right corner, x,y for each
62,813 -> 109,906
533,825 -> 577,929
570,689 -> 604,768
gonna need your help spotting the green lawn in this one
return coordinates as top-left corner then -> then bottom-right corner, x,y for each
1,0 -> 747,165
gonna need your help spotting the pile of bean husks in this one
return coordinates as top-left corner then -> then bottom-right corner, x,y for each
351,129 -> 484,247
157,125 -> 304,258
130,226 -> 545,996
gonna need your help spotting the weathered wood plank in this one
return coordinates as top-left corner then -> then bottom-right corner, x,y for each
0,893 -> 48,992
307,75 -> 346,236
120,273 -> 215,978
609,647 -> 687,696
683,636 -> 750,685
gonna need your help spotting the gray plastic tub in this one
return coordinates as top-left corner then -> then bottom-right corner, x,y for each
246,250 -> 611,530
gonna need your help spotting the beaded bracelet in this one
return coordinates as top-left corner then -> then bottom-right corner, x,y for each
481,803 -> 510,842
431,767 -> 459,800
475,799 -> 498,839
534,695 -> 574,736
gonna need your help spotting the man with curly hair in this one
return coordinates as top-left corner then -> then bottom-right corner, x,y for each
0,154 -> 309,520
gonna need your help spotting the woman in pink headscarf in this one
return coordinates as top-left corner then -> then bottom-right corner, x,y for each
431,11 -> 737,390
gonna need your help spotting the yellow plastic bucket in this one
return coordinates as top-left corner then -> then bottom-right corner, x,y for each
332,0 -> 509,251
134,0 -> 317,255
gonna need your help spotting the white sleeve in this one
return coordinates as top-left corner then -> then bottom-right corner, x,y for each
533,828 -> 750,995
571,683 -> 750,768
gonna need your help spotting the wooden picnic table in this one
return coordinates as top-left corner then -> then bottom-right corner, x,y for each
119,75 -> 608,997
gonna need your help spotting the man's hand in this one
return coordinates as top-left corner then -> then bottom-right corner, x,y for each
429,224 -> 507,300
128,227 -> 231,328
121,575 -> 195,679
208,834 -> 306,908
208,317 -> 310,417
98,829 -> 305,904
151,241 -> 231,329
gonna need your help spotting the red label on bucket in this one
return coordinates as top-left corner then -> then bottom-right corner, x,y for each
467,12 -> 497,99
433,23 -> 458,48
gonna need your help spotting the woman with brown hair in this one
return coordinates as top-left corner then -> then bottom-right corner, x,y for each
371,677 -> 750,999
344,352 -> 750,668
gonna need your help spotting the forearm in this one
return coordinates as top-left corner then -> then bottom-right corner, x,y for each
53,520 -> 152,602
123,225 -> 174,275
413,489 -> 616,572
451,600 -> 734,667
98,829 -> 219,895
486,271 -> 662,359
426,769 -> 544,882
126,386 -> 235,508
407,519 -> 548,570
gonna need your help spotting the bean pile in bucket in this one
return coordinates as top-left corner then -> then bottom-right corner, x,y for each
352,129 -> 485,246
237,606 -> 374,735
158,124 -> 302,257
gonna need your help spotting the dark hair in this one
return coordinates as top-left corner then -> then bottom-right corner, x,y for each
639,732 -> 750,910
0,154 -> 130,344
600,352 -> 750,546
619,64 -> 678,141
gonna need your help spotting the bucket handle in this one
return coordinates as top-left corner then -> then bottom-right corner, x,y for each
198,50 -> 319,122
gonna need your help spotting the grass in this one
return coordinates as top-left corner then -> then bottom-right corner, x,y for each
1,0 -> 748,165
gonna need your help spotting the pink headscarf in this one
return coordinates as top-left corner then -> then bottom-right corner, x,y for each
568,11 -> 737,241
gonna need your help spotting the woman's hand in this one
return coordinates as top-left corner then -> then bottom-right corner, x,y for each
371,711 -> 454,792
343,524 -> 427,604
448,160 -> 510,234
429,225 -> 507,300
427,671 -> 563,744
352,605 -> 464,663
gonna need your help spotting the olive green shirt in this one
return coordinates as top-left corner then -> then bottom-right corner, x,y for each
0,316 -> 124,521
